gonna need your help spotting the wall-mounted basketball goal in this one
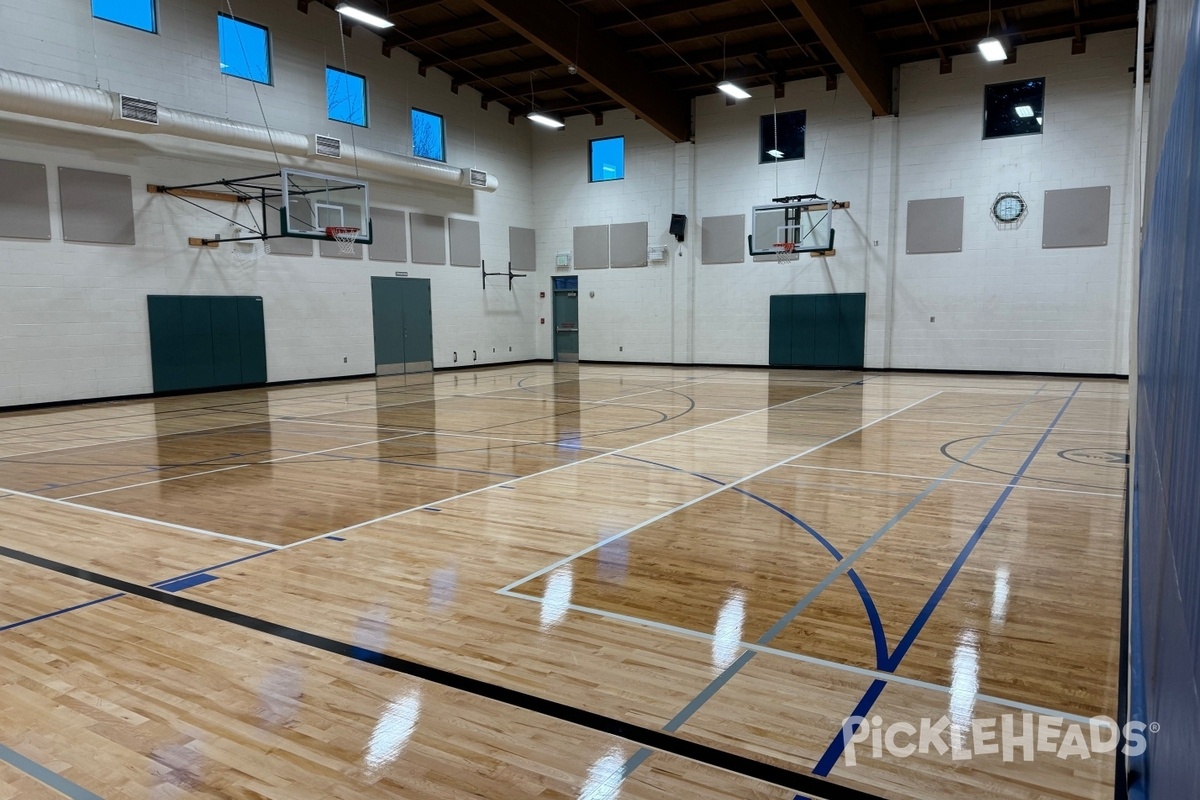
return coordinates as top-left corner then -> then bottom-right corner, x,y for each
748,195 -> 848,261
148,169 -> 373,262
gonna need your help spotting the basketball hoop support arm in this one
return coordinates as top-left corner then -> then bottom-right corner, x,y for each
481,260 -> 528,291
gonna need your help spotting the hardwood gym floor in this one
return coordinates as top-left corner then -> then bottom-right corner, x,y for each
0,364 -> 1128,800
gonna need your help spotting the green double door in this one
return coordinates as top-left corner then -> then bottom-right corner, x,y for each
147,296 -> 267,393
371,277 -> 434,376
769,293 -> 866,368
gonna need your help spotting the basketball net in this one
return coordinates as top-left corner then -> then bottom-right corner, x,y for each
231,239 -> 270,267
327,226 -> 360,255
772,242 -> 799,264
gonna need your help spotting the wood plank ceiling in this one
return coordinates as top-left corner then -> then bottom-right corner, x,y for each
302,0 -> 1145,141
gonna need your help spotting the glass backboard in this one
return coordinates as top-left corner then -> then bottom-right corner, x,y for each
279,169 -> 372,243
749,201 -> 834,255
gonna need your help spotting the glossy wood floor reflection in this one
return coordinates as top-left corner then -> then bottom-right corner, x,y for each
0,365 -> 1128,800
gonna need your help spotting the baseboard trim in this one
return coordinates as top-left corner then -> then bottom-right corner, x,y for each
0,360 -> 1127,413
575,360 -> 1128,380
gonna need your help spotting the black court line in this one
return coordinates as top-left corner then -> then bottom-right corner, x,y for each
0,543 -> 885,800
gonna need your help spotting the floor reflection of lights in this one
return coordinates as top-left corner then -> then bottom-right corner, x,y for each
712,587 -> 747,673
363,687 -> 422,777
541,565 -> 574,631
578,747 -> 626,800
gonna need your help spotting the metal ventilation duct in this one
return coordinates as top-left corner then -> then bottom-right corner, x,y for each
0,68 -> 499,193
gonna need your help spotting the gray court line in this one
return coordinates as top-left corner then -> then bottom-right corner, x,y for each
615,382 -> 1048,778
0,742 -> 103,800
496,589 -> 1103,727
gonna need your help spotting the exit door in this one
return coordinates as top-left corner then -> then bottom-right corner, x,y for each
371,276 -> 434,375
553,276 -> 579,363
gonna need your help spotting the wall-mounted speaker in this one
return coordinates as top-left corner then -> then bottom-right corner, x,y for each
669,214 -> 687,242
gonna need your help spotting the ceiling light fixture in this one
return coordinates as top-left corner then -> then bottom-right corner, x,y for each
978,37 -> 1007,61
717,81 -> 752,100
977,0 -> 1006,62
767,149 -> 785,159
526,71 -> 564,129
716,35 -> 751,100
335,3 -> 394,29
1014,105 -> 1035,118
527,112 -> 565,129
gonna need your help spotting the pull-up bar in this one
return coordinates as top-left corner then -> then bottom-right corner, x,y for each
481,260 -> 528,291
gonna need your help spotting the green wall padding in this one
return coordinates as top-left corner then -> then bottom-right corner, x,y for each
147,295 -> 267,393
768,293 -> 866,369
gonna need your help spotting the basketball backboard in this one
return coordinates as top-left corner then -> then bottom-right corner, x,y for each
749,200 -> 835,256
280,169 -> 372,244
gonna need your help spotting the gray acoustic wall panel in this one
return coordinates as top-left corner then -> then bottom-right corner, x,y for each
701,214 -> 746,264
266,197 -> 313,256
510,226 -> 536,271
319,202 -> 364,259
1042,186 -> 1112,248
449,218 -> 482,267
0,160 -> 51,240
59,167 -> 135,245
411,213 -> 447,265
906,196 -> 964,254
611,221 -> 648,268
368,207 -> 407,262
573,224 -> 609,269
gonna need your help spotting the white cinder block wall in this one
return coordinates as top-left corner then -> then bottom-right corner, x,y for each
0,7 -> 1138,408
531,30 -> 1137,374
0,0 -> 537,407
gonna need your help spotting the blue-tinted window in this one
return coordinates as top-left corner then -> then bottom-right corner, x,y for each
218,15 -> 271,85
589,136 -> 625,183
327,67 -> 368,127
760,109 -> 806,163
412,108 -> 445,162
92,0 -> 156,33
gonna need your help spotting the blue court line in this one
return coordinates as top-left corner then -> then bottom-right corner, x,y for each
0,742 -> 104,800
157,573 -> 219,593
0,550 -> 274,634
0,594 -> 124,633
811,383 -> 1080,778
614,383 -> 1047,783
614,453 -> 888,669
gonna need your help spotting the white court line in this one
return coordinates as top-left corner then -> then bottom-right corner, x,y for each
497,589 -> 1110,729
275,380 -> 870,551
0,486 -> 275,549
783,465 -> 1124,498
497,392 -> 942,594
278,419 -> 600,449
59,432 -> 425,501
887,417 -> 1124,435
473,379 -> 716,407
0,374 -> 596,461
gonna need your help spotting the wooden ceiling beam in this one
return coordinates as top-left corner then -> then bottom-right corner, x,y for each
881,9 -> 1136,57
420,34 -> 532,66
643,32 -> 822,73
460,54 -> 562,84
790,0 -> 893,116
395,12 -> 497,43
472,0 -> 692,141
